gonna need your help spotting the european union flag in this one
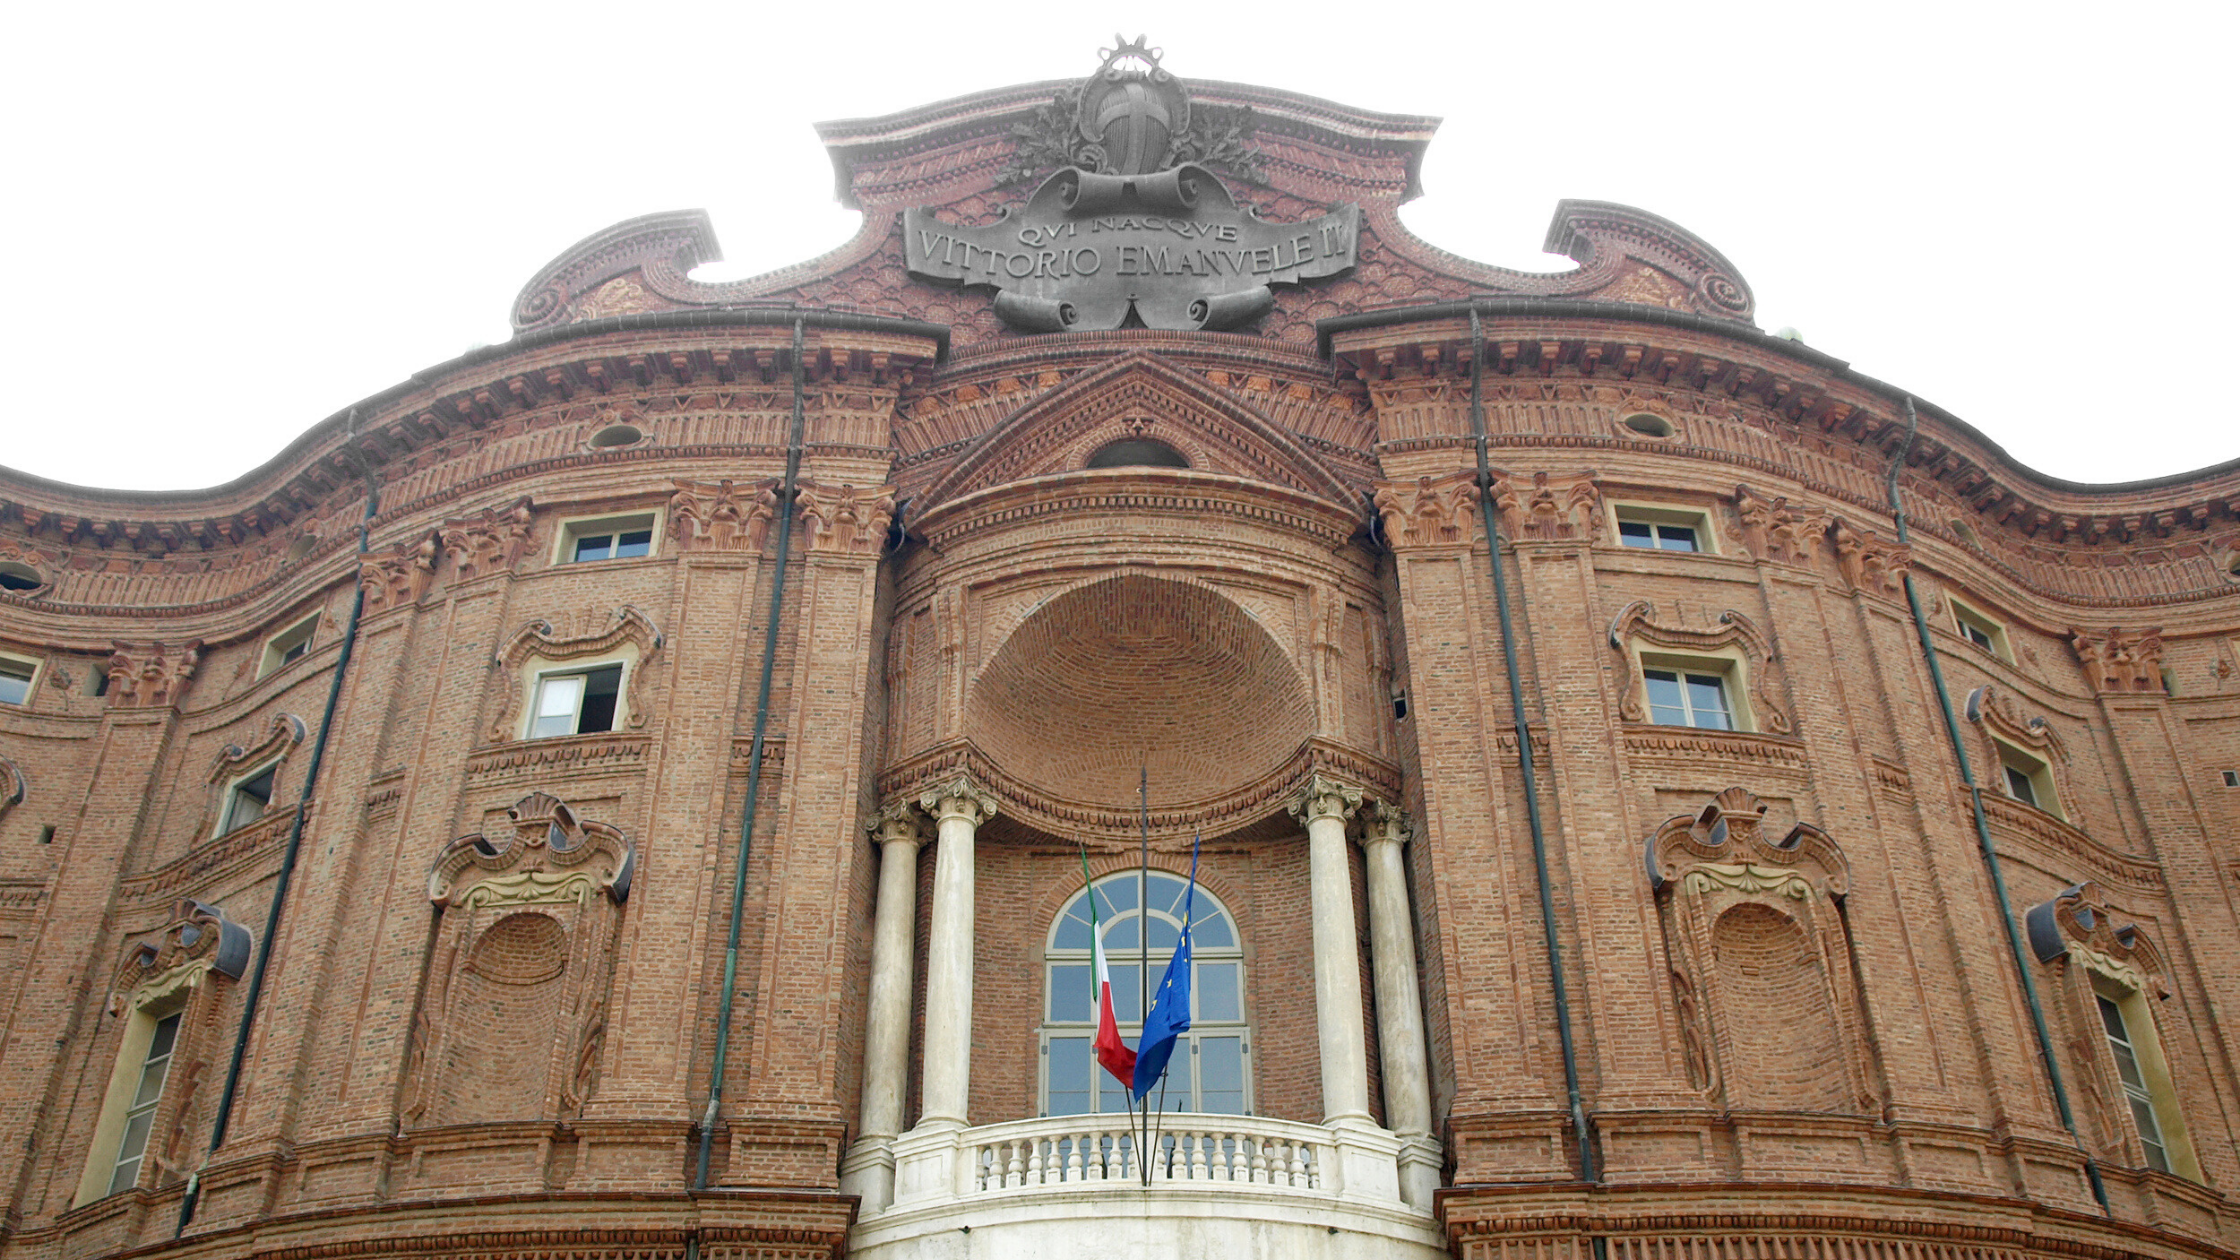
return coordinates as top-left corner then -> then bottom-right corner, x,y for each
1132,835 -> 1199,1102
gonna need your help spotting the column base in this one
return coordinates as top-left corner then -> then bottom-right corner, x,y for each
1324,1116 -> 1405,1205
838,1136 -> 897,1216
890,1120 -> 966,1206
1396,1132 -> 1442,1212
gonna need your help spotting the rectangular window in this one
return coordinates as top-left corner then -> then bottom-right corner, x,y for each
1612,505 -> 1713,554
220,766 -> 277,835
1996,743 -> 2060,818
257,615 -> 317,678
1645,668 -> 1734,730
107,1012 -> 180,1195
1618,519 -> 1700,552
530,664 -> 623,738
0,657 -> 33,706
560,513 -> 658,564
1950,596 -> 2013,662
2098,994 -> 2172,1173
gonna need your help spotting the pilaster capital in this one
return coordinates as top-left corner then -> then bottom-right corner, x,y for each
1360,799 -> 1410,849
918,775 -> 998,828
866,801 -> 925,850
1287,773 -> 1364,827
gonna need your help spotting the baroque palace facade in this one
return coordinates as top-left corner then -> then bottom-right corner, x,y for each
2,41 -> 2238,1260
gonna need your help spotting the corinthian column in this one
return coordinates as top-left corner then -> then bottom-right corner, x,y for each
1363,800 -> 1441,1209
838,802 -> 923,1212
914,775 -> 996,1128
1288,774 -> 1372,1124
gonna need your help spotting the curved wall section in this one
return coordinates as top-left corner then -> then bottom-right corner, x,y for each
0,48 -> 2237,1260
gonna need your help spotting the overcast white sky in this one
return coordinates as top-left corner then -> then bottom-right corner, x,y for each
5,2 -> 2232,492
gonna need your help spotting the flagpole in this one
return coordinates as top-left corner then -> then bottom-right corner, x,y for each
1147,831 -> 1197,1176
1138,765 -> 1151,1187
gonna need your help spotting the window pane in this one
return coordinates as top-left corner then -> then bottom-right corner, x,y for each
115,1108 -> 156,1166
615,529 -> 653,558
1618,520 -> 1654,548
1104,916 -> 1139,950
148,1013 -> 180,1058
1656,524 -> 1699,552
1198,1036 -> 1245,1114
1047,1036 -> 1090,1116
0,671 -> 29,706
532,675 -> 583,739
1049,964 -> 1090,1022
1645,670 -> 1687,725
578,665 -> 623,733
1052,907 -> 1093,950
1107,964 -> 1144,1023
1146,873 -> 1187,913
1097,879 -> 1138,915
108,1154 -> 143,1196
2097,995 -> 2126,1039
279,635 -> 310,664
1146,916 -> 1180,950
2005,766 -> 2037,807
1193,908 -> 1234,948
1685,674 -> 1731,730
573,533 -> 614,562
1197,962 -> 1240,1022
2109,1040 -> 2147,1091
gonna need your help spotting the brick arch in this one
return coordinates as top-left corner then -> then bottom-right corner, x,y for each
965,574 -> 1315,818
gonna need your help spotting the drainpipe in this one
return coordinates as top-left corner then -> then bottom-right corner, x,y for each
177,417 -> 381,1235
1887,397 -> 2109,1214
1466,311 -> 1598,1183
695,319 -> 809,1190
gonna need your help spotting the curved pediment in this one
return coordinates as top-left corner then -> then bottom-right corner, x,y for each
918,352 -> 1358,512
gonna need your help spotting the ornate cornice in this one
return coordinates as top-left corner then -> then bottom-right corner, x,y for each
427,791 -> 635,909
108,898 -> 251,1009
1646,786 -> 1850,900
914,468 -> 1359,552
489,608 -> 663,744
2025,881 -> 2169,997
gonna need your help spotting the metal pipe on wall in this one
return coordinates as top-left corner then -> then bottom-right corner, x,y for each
696,318 -> 810,1190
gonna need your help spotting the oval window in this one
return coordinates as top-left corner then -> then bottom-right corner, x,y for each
590,423 -> 643,449
1621,413 -> 1674,438
285,534 -> 319,562
1085,438 -> 1189,469
0,561 -> 43,592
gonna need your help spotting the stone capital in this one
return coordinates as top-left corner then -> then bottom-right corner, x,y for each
866,801 -> 925,849
1360,799 -> 1410,849
1287,773 -> 1364,827
918,775 -> 997,828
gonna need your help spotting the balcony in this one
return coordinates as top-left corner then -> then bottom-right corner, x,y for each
849,1114 -> 1444,1260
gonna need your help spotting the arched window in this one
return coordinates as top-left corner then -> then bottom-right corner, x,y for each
1042,870 -> 1246,1116
1085,438 -> 1189,469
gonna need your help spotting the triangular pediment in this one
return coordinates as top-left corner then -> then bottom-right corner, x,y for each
919,353 -> 1358,510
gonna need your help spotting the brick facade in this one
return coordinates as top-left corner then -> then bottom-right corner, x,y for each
1,46 -> 2236,1260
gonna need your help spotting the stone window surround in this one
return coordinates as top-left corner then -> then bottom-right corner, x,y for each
0,647 -> 40,706
1632,644 -> 1757,733
550,509 -> 664,567
1991,735 -> 2063,821
1606,499 -> 1719,555
2075,948 -> 2203,1182
73,966 -> 202,1207
255,611 -> 320,680
1948,592 -> 2015,664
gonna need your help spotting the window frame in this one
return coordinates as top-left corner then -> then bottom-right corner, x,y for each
554,511 -> 661,567
1634,648 -> 1756,733
1993,739 -> 2062,820
1608,502 -> 1717,555
2085,972 -> 2203,1181
1948,594 -> 2014,664
216,761 -> 282,838
256,613 -> 319,679
0,650 -> 39,706
74,978 -> 196,1206
1039,871 -> 1250,1118
526,661 -> 627,740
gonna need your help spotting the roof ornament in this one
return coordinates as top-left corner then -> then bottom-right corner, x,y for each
911,40 -> 1349,334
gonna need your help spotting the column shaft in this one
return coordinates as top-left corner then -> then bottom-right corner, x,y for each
1299,777 -> 1373,1124
859,830 -> 921,1138
916,779 -> 993,1127
1365,826 -> 1433,1136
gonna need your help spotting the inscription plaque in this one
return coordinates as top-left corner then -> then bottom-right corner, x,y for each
906,165 -> 1358,332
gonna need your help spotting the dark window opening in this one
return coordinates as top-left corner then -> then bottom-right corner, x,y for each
0,660 -> 31,706
38,825 -> 55,845
2004,764 -> 2038,808
574,529 -> 653,562
1618,520 -> 1700,552
222,767 -> 277,834
0,562 -> 42,592
532,664 -> 624,738
1086,438 -> 1189,469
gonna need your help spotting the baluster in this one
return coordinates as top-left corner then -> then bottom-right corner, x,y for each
1223,1132 -> 1243,1181
1189,1130 -> 1209,1180
1119,1131 -> 1137,1182
1287,1140 -> 1307,1187
1066,1132 -> 1085,1182
1248,1135 -> 1268,1183
1005,1138 -> 1025,1188
1027,1136 -> 1046,1184
975,1143 -> 993,1191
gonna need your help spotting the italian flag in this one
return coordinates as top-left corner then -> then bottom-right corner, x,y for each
1081,851 -> 1137,1089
